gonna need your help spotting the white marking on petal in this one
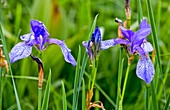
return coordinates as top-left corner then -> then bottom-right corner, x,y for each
141,42 -> 154,53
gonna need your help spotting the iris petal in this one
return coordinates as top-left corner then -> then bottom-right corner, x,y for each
136,55 -> 155,84
100,39 -> 116,50
9,42 -> 32,63
141,42 -> 154,53
119,26 -> 134,40
140,19 -> 151,29
47,38 -> 76,66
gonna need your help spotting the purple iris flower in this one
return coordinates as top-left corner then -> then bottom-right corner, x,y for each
9,20 -> 76,66
82,27 -> 116,61
115,19 -> 154,84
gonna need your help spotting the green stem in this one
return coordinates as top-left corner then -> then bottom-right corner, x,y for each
38,87 -> 42,110
119,63 -> 131,110
145,86 -> 149,110
0,69 -> 2,110
90,58 -> 98,90
116,47 -> 124,110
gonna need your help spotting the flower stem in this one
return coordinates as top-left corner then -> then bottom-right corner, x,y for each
119,63 -> 131,110
0,68 -> 2,110
38,87 -> 42,110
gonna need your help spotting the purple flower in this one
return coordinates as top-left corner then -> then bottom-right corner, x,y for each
82,27 -> 116,61
9,20 -> 76,66
115,19 -> 155,84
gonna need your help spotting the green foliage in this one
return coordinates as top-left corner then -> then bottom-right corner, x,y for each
0,0 -> 170,110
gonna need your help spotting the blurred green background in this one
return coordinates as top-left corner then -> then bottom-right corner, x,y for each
1,0 -> 170,109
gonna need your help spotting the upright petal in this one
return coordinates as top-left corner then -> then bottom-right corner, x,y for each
30,20 -> 49,38
140,19 -> 151,29
91,27 -> 101,44
136,55 -> 155,84
9,42 -> 32,63
100,39 -> 116,50
132,28 -> 151,43
47,38 -> 76,66
119,26 -> 134,40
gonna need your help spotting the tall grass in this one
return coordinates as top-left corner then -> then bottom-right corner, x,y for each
0,0 -> 170,110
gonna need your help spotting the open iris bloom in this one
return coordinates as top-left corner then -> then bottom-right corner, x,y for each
9,20 -> 76,66
82,27 -> 116,62
115,19 -> 155,84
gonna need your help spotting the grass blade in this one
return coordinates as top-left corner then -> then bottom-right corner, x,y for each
62,81 -> 67,110
41,69 -> 51,110
146,0 -> 162,74
164,94 -> 170,110
151,82 -> 158,110
116,48 -> 124,110
0,23 -> 21,110
82,78 -> 86,110
72,46 -> 81,110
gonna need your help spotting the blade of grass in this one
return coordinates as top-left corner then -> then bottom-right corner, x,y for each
137,0 -> 143,23
82,78 -> 86,110
62,81 -> 67,110
146,0 -> 162,74
0,23 -> 21,110
0,69 -> 2,109
41,69 -> 51,110
151,82 -> 158,110
72,46 -> 81,110
116,48 -> 124,110
158,58 -> 170,99
164,94 -> 170,110
119,63 -> 131,110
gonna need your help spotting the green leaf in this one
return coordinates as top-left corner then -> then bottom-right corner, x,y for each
82,78 -> 86,110
62,81 -> 67,110
0,23 -> 21,110
41,70 -> 51,110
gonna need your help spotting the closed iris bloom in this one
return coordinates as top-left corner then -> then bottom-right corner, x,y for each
82,27 -> 116,62
9,20 -> 76,66
115,19 -> 154,84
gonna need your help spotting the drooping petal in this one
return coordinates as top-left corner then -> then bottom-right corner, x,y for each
119,26 -> 134,40
140,19 -> 151,29
47,38 -> 76,66
100,39 -> 116,50
20,34 -> 35,46
9,42 -> 32,63
141,42 -> 154,53
136,55 -> 155,84
114,38 -> 130,45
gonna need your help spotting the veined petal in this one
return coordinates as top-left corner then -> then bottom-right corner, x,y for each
9,42 -> 32,63
47,38 -> 76,66
114,38 -> 130,45
136,55 -> 155,84
100,39 -> 116,50
91,27 -> 101,44
119,26 -> 134,40
140,19 -> 151,29
133,27 -> 151,43
141,42 -> 154,53
20,34 -> 35,46
30,20 -> 49,38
